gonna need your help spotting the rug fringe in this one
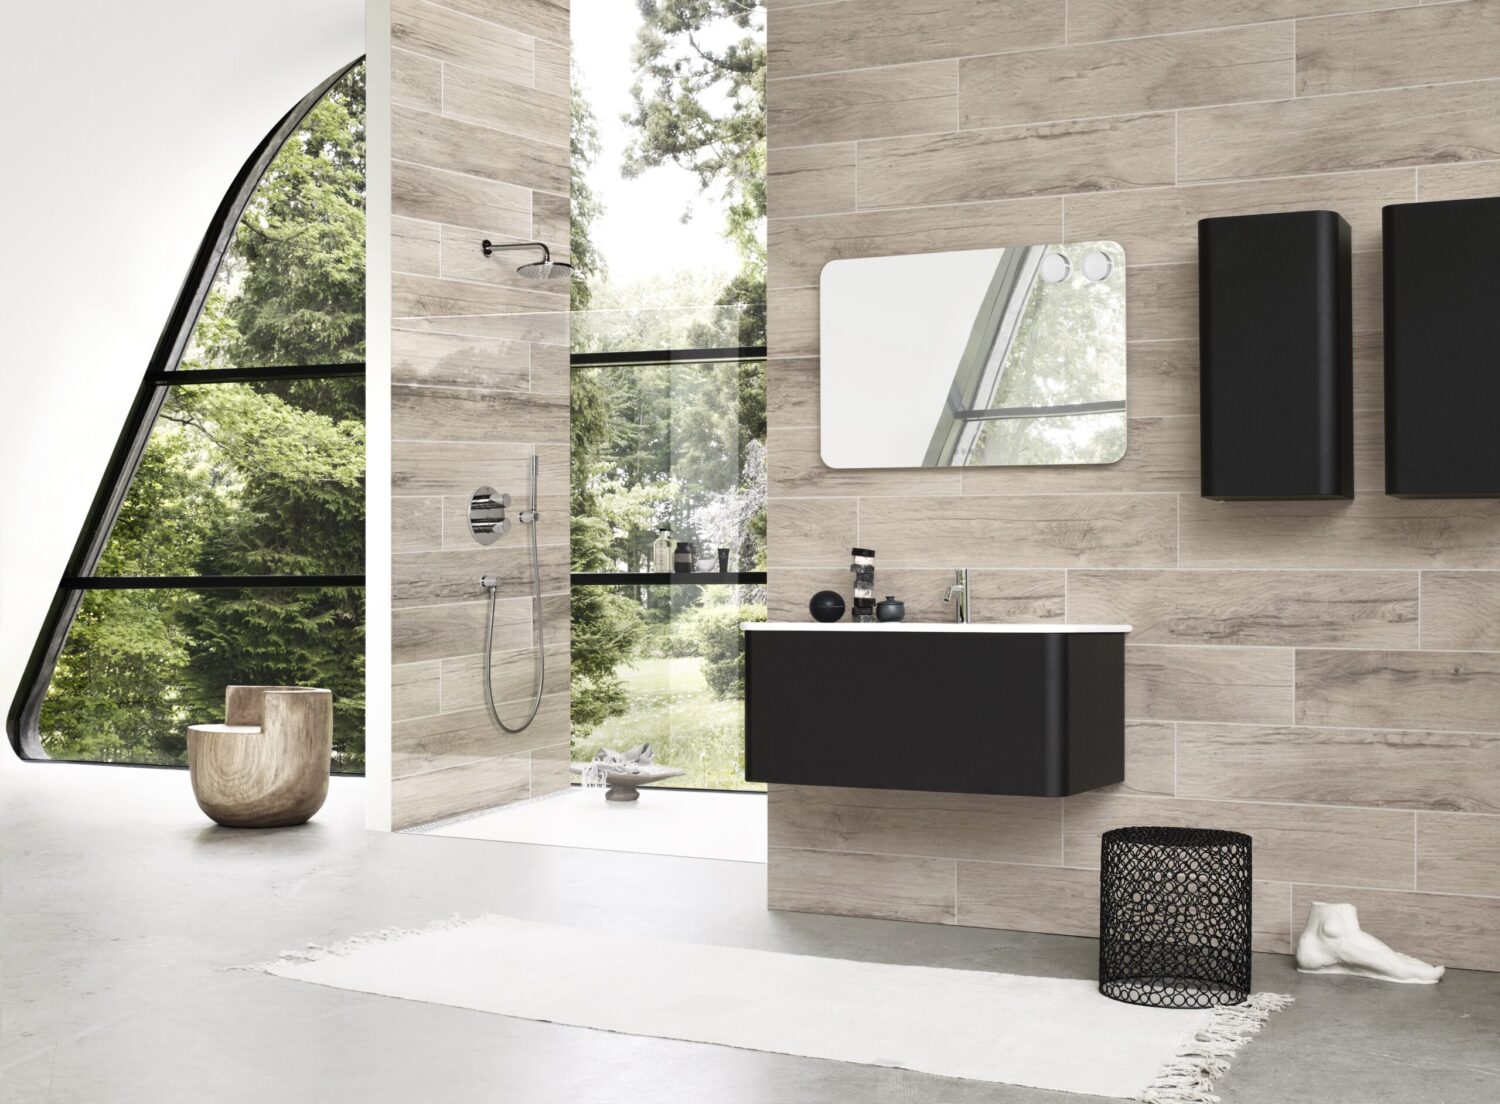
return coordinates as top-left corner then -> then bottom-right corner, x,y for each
1137,993 -> 1294,1104
232,913 -> 488,972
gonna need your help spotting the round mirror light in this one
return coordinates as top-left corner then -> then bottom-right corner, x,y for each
1039,251 -> 1072,283
1082,249 -> 1115,282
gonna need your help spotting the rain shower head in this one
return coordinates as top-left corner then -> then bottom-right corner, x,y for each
517,257 -> 572,280
480,239 -> 573,281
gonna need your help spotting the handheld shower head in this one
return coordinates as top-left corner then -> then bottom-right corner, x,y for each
480,239 -> 572,281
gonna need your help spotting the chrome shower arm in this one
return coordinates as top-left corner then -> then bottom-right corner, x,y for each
480,239 -> 551,260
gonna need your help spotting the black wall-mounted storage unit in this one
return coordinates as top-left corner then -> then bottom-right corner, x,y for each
1384,196 -> 1500,497
1198,210 -> 1353,500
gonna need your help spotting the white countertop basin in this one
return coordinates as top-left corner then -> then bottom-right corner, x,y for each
741,622 -> 1130,633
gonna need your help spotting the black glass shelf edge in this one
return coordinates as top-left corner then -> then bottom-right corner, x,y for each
571,572 -> 767,586
145,363 -> 366,385
62,575 -> 366,590
570,346 -> 767,368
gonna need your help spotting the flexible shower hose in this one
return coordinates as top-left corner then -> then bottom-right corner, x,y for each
481,454 -> 544,733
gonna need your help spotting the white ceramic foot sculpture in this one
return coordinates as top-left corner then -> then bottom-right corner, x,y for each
1295,902 -> 1443,984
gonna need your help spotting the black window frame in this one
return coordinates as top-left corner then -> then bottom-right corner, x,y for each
6,60 -> 367,766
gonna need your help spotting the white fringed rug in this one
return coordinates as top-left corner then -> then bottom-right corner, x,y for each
246,915 -> 1290,1103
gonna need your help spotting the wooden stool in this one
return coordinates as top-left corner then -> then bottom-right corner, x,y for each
188,686 -> 332,827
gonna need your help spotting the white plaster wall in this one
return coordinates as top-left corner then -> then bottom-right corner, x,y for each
0,1 -> 364,763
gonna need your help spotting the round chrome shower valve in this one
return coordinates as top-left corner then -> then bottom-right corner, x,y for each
469,486 -> 512,545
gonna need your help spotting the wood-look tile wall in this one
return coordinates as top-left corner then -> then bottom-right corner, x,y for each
388,0 -> 570,830
764,0 -> 1500,970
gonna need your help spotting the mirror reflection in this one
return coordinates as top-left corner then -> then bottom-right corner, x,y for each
819,242 -> 1127,469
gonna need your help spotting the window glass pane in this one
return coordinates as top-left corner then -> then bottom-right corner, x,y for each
25,67 -> 366,771
569,0 -> 765,348
37,587 -> 365,771
571,583 -> 764,791
96,378 -> 365,576
180,64 -> 365,370
571,359 -> 766,572
571,304 -> 752,355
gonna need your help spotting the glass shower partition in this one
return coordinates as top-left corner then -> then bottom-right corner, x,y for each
570,343 -> 767,792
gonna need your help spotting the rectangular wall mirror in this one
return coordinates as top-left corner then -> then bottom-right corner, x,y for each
819,243 -> 1127,469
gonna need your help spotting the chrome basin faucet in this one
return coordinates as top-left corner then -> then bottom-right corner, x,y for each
944,569 -> 970,623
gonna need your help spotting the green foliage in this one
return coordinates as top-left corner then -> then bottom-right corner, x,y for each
39,589 -> 202,765
570,64 -> 605,313
569,584 -> 645,735
621,0 -> 766,342
623,1 -> 765,259
694,603 -> 764,699
210,65 -> 365,370
571,655 -> 761,791
38,64 -> 366,770
701,265 -> 766,348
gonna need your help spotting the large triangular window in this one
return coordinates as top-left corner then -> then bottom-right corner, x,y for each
7,61 -> 367,771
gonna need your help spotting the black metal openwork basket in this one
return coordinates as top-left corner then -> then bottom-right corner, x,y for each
1098,826 -> 1252,1008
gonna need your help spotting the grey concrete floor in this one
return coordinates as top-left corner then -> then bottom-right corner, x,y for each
3,758 -> 1497,1104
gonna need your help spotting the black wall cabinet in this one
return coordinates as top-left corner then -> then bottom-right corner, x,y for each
1384,196 -> 1500,497
1198,210 -> 1353,500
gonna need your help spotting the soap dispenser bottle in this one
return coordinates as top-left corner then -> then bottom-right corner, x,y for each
651,526 -> 672,572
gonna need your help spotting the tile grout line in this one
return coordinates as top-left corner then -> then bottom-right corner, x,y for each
954,58 -> 961,133
852,134 -> 859,208
392,155 -> 565,200
1172,722 -> 1179,798
1413,811 -> 1420,891
764,161 -> 1445,213
776,845 -> 1500,902
1175,492 -> 1182,568
953,859 -> 960,924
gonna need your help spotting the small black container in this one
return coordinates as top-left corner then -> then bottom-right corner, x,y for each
808,591 -> 846,623
717,547 -> 730,572
875,596 -> 905,622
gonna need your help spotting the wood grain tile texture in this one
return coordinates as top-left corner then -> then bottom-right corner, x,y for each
763,0 -> 1500,969
389,0 -> 570,830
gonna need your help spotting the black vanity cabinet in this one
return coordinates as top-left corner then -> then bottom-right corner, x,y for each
1384,196 -> 1500,497
1198,210 -> 1353,500
742,625 -> 1126,798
